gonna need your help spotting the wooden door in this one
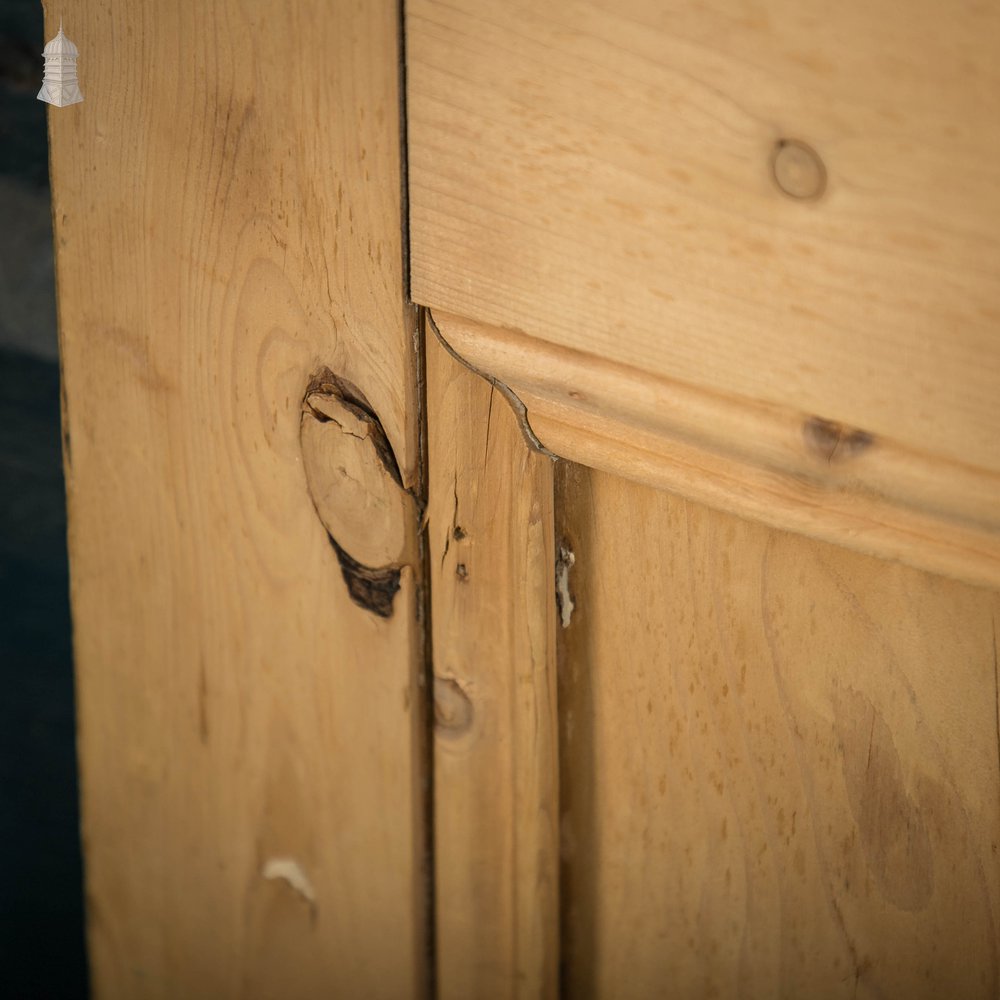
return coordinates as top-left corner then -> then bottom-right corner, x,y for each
49,1 -> 1000,997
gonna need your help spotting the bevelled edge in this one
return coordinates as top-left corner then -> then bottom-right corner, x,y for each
429,309 -> 1000,590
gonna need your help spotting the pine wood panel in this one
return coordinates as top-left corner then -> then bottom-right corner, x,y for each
48,2 -> 427,996
557,463 -> 1000,998
426,324 -> 560,998
407,0 -> 1000,480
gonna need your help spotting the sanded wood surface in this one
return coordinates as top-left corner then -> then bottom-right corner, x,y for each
557,463 -> 1000,998
48,2 -> 426,996
407,0 -> 1000,486
426,325 -> 560,998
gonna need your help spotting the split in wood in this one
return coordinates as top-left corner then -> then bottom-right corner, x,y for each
556,543 -> 576,628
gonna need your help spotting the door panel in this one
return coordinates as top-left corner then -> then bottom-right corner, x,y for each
48,2 -> 427,996
556,463 -> 1000,997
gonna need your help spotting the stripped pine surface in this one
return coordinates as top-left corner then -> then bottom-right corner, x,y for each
426,323 -> 560,998
47,2 -> 427,996
557,462 -> 1000,999
407,0 -> 1000,479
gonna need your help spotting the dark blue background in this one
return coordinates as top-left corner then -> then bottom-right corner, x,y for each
0,2 -> 89,997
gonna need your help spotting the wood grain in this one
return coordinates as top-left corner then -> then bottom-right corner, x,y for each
407,0 -> 1000,479
426,324 -> 560,998
557,463 -> 1000,999
431,310 -> 1000,589
48,2 -> 427,996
